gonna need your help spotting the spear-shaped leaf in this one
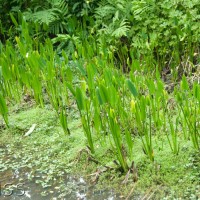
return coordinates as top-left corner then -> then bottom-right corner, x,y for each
127,79 -> 138,97
0,93 -> 9,126
75,87 -> 85,111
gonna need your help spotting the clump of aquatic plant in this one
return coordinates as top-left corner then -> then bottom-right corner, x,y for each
176,76 -> 200,150
0,93 -> 9,126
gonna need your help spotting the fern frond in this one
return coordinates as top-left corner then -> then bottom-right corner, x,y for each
32,9 -> 57,25
112,20 -> 130,38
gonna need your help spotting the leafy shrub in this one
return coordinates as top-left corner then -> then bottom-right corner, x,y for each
94,0 -> 200,68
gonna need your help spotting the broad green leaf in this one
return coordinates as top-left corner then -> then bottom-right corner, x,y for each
96,87 -> 103,105
75,87 -> 85,111
127,79 -> 138,97
99,84 -> 109,104
0,93 -> 9,126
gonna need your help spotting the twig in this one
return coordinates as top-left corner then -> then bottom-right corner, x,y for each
125,183 -> 137,200
140,187 -> 153,200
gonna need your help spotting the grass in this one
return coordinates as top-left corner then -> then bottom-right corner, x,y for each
0,101 -> 199,199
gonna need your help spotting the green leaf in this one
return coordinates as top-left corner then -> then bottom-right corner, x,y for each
96,87 -> 103,105
99,84 -> 109,104
0,93 -> 9,126
10,13 -> 18,27
75,87 -> 85,111
127,79 -> 138,97
66,83 -> 75,96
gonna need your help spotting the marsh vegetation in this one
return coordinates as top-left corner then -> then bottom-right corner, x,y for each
0,0 -> 199,199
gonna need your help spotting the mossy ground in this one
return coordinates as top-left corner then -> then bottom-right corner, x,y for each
0,101 -> 199,199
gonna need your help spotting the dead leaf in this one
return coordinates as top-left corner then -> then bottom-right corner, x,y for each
24,124 -> 37,136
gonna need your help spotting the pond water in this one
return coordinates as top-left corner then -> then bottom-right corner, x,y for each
0,167 -> 125,200
0,146 -> 132,200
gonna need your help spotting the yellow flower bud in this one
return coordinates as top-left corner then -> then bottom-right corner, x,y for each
15,36 -> 19,43
146,95 -> 150,106
131,99 -> 136,112
74,51 -> 78,59
110,108 -> 115,118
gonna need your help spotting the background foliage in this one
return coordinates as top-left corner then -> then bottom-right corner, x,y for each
0,0 -> 199,69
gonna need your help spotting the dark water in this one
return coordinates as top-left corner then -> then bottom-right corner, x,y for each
0,146 -> 141,200
0,146 -> 126,200
0,167 -> 125,200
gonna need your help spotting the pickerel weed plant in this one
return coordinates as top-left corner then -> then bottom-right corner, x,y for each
95,76 -> 133,171
75,86 -> 94,154
167,115 -> 180,155
175,76 -> 200,150
127,78 -> 155,161
0,93 -> 9,126
108,108 -> 129,172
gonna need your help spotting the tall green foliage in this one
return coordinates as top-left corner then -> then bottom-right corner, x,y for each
94,0 -> 200,69
0,1 -> 199,173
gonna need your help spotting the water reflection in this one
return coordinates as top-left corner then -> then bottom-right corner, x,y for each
0,168 -> 123,200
